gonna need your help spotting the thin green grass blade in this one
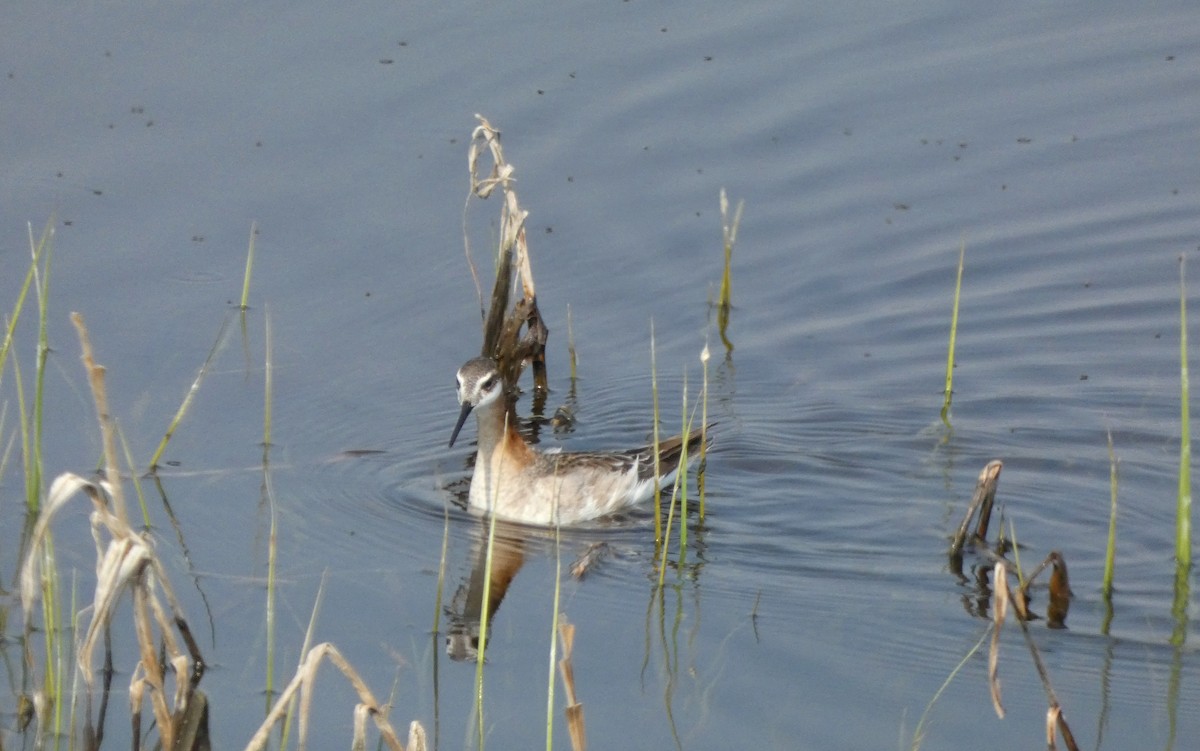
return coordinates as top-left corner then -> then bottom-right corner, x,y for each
716,189 -> 743,353
677,372 -> 689,560
0,219 -> 52,382
241,222 -> 257,310
650,320 -> 662,547
473,436 -> 506,750
1176,256 -> 1192,569
260,315 -> 276,715
263,308 -> 273,448
1103,428 -> 1119,599
147,311 -> 234,470
12,344 -> 35,511
30,223 -> 54,508
699,343 -> 709,520
545,521 -> 563,751
910,626 -> 991,750
941,239 -> 966,427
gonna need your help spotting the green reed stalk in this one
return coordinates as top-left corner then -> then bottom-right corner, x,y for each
1176,257 -> 1192,570
264,311 -> 279,716
1102,428 -> 1119,599
263,308 -> 273,448
698,344 -> 710,520
716,189 -> 743,353
650,320 -> 663,546
0,220 -> 51,397
657,482 -> 679,589
474,437 -> 505,750
13,343 -> 32,510
941,239 -> 966,427
241,222 -> 257,310
677,373 -> 689,559
30,222 -> 53,509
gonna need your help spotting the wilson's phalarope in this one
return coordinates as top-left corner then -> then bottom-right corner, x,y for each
448,357 -> 706,526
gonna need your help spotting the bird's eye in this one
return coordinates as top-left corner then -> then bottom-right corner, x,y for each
479,375 -> 495,391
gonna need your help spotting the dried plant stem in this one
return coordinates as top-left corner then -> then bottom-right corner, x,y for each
244,642 -> 407,751
557,621 -> 586,751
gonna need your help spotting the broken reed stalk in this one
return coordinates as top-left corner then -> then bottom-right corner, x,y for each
941,239 -> 965,427
1102,428 -> 1118,601
716,189 -> 742,353
147,311 -> 234,471
948,459 -> 1003,564
240,222 -> 257,310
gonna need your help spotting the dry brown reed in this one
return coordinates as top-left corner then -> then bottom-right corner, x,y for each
988,562 -> 1079,751
947,459 -> 1002,569
557,621 -> 586,751
466,114 -> 548,392
243,642 -> 425,751
20,313 -> 207,750
942,460 -> 1079,750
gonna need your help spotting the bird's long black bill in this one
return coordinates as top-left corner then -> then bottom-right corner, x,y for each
448,403 -> 474,447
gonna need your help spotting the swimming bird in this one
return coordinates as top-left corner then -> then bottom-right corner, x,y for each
449,356 -> 706,525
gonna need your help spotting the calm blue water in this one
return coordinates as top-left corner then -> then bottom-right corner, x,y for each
3,2 -> 1199,749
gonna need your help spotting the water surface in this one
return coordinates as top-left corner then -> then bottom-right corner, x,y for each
2,2 -> 1199,749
